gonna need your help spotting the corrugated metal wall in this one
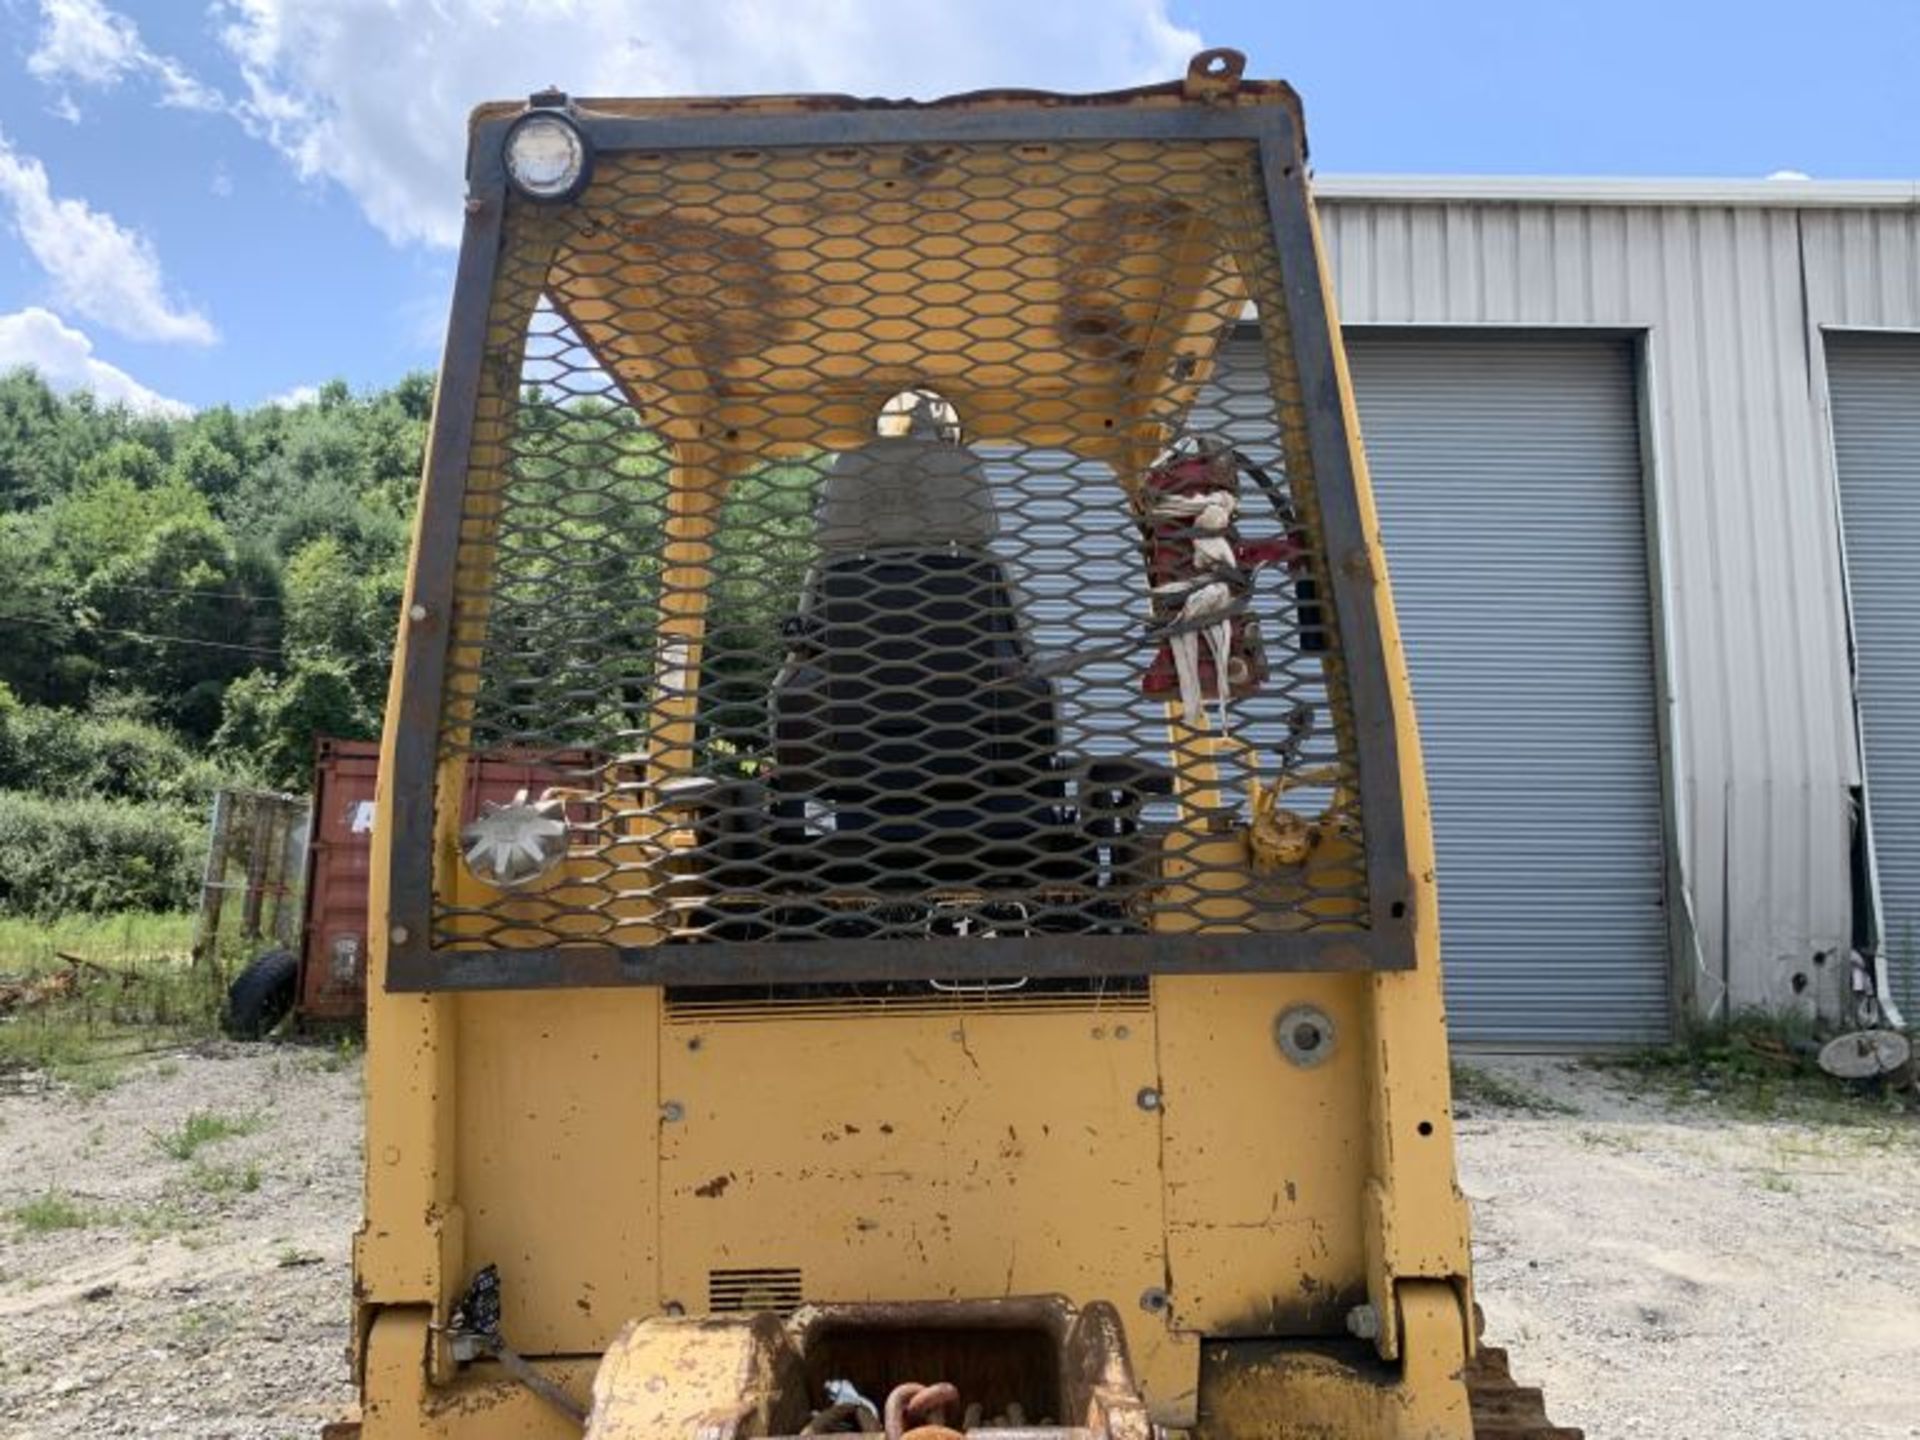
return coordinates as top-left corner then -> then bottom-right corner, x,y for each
1314,190 -> 1920,1020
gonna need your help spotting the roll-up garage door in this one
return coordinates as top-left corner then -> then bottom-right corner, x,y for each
1231,333 -> 1667,1044
1829,333 -> 1920,1019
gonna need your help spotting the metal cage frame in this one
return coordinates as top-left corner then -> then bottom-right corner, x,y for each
385,90 -> 1415,991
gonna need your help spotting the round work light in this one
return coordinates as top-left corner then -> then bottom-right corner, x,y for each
503,111 -> 590,202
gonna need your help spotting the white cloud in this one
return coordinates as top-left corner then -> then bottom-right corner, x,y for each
26,0 -> 144,89
215,0 -> 1202,248
0,131 -> 218,346
0,307 -> 191,416
149,54 -> 226,114
26,0 -> 225,115
264,382 -> 318,408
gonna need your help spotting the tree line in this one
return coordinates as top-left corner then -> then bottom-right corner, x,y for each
0,367 -> 430,915
0,366 -> 826,917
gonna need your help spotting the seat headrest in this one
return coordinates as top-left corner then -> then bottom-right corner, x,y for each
815,437 -> 999,550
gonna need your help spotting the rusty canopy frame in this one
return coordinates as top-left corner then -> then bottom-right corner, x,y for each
385,90 -> 1415,991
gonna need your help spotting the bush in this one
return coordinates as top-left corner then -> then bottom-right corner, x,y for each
215,660 -> 375,790
0,702 -> 223,809
0,789 -> 205,916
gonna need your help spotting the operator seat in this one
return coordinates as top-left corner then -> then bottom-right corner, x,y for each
768,400 -> 1077,891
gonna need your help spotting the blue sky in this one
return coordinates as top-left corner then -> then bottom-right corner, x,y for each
0,0 -> 1914,416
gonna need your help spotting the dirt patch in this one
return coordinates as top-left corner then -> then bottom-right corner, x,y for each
1457,1056 -> 1920,1440
1,1048 -> 1915,1438
0,1042 -> 359,1439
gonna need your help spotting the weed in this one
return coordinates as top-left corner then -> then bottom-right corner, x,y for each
189,1159 -> 262,1196
1594,1010 -> 1918,1125
114,1195 -> 200,1240
174,1302 -> 239,1353
9,1189 -> 92,1233
1575,1127 -> 1641,1153
1452,1063 -> 1578,1115
1755,1170 -> 1796,1194
0,913 -> 221,1092
152,1108 -> 260,1161
0,1023 -> 128,1094
61,1060 -> 126,1099
0,912 -> 195,971
298,1033 -> 363,1075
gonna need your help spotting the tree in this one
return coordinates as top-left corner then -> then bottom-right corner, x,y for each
0,366 -> 439,917
88,438 -> 166,491
78,512 -> 282,737
282,534 -> 398,698
0,368 -> 125,509
167,431 -> 245,504
215,661 -> 377,790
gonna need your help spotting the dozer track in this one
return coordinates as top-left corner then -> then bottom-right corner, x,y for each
1465,1344 -> 1584,1440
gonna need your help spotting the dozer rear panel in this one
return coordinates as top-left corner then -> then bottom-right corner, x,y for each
351,50 -> 1577,1440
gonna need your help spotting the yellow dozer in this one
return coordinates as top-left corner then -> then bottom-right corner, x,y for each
345,49 -> 1579,1440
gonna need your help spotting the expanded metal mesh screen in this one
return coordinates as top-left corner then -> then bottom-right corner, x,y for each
430,135 -> 1369,957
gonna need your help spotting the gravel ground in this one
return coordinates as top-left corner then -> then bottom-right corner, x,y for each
0,1045 -> 1915,1438
0,1043 -> 359,1439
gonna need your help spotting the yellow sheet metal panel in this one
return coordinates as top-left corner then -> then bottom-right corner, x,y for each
655,1005 -> 1194,1407
1313,214 -> 1473,1359
453,989 -> 662,1355
657,1007 -> 1162,1296
1154,973 -> 1370,1335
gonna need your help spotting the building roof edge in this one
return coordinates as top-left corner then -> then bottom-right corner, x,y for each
1313,173 -> 1920,209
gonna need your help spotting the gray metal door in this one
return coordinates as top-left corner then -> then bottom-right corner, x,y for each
1829,334 -> 1920,1018
1339,334 -> 1667,1044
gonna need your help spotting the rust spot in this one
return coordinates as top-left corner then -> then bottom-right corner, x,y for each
694,1173 -> 734,1198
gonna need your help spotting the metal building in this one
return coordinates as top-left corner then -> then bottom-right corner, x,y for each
1263,176 -> 1920,1045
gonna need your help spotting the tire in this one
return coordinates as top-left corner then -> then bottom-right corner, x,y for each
223,948 -> 299,1040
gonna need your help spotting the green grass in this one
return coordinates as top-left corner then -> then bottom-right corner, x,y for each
188,1158 -> 262,1196
152,1108 -> 260,1161
0,911 -> 196,969
304,1032 -> 362,1074
174,1301 -> 239,1352
8,1189 -> 93,1233
0,910 -> 219,1091
123,1197 -> 199,1240
1452,1063 -> 1579,1116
